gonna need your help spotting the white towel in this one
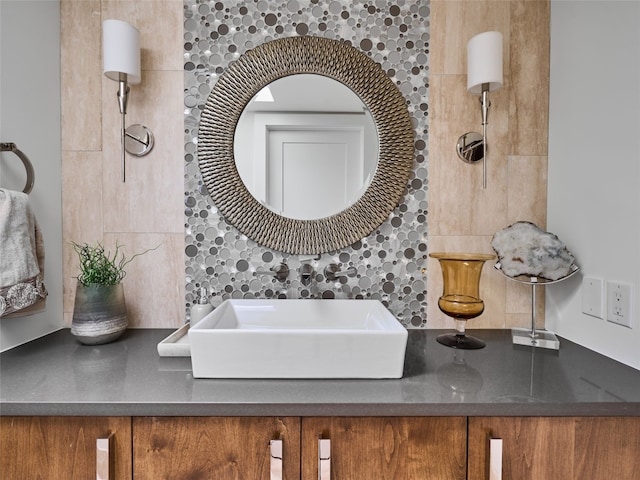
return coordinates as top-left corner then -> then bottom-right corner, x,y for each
0,189 -> 47,317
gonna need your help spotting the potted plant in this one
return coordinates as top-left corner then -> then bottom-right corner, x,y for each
70,241 -> 153,345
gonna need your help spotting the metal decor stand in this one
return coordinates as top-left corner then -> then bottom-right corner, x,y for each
495,263 -> 580,350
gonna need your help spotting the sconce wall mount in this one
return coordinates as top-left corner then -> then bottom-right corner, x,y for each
456,31 -> 503,189
103,19 -> 154,182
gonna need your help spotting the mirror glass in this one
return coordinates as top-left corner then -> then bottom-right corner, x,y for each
234,74 -> 378,220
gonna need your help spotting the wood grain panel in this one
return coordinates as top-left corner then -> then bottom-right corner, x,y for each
0,416 -> 132,480
133,416 -> 300,480
468,416 -> 575,480
574,417 -> 640,480
301,417 -> 467,480
508,0 -> 551,156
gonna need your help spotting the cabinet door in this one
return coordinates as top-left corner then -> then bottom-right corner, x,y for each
468,417 -> 574,480
133,416 -> 300,479
301,417 -> 467,480
0,416 -> 132,480
469,416 -> 640,480
574,417 -> 640,480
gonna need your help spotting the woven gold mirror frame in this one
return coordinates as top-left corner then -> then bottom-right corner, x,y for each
198,36 -> 415,254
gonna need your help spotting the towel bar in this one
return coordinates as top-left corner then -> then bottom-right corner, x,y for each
1,142 -> 35,194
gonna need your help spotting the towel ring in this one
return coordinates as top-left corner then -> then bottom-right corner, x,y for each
1,142 -> 35,194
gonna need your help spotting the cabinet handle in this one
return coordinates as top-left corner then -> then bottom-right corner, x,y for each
489,438 -> 503,480
96,434 -> 114,480
270,439 -> 283,480
318,438 -> 331,480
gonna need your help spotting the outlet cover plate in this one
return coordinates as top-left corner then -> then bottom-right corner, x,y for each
582,277 -> 604,319
606,281 -> 633,328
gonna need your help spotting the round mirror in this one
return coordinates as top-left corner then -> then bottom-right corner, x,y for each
234,74 -> 378,220
198,36 -> 414,254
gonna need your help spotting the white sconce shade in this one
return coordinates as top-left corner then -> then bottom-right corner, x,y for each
103,19 -> 141,84
467,31 -> 503,94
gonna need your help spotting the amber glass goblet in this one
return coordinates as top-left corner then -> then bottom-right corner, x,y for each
430,253 -> 495,349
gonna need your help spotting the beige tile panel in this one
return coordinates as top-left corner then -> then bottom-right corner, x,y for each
508,0 -> 550,156
102,1 -> 183,71
102,233 -> 185,328
428,74 -> 509,236
506,155 -> 547,227
63,311 -> 73,329
62,150 -> 104,317
430,1 -> 511,76
102,70 -> 184,234
505,275 -> 545,321
506,311 -> 545,330
426,235 -> 507,329
61,0 -> 102,151
63,277 -> 77,326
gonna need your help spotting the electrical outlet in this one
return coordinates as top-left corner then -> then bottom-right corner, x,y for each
607,281 -> 633,328
582,277 -> 604,319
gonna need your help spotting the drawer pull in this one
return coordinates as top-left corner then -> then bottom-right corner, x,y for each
96,434 -> 114,480
270,439 -> 283,480
489,437 -> 503,480
318,438 -> 331,480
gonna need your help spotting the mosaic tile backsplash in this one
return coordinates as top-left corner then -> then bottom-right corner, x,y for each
183,0 -> 429,327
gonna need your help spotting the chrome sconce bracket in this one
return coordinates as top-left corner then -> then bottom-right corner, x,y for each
456,85 -> 491,187
456,132 -> 484,164
125,124 -> 154,157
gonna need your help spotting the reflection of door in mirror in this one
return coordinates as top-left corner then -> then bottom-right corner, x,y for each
268,127 -> 364,219
234,74 -> 378,221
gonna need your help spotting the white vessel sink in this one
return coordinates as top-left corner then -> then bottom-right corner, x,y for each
188,299 -> 408,379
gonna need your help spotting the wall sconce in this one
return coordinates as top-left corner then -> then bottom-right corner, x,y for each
102,19 -> 154,182
456,31 -> 503,189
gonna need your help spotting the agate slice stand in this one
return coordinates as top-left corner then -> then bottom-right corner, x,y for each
495,263 -> 580,350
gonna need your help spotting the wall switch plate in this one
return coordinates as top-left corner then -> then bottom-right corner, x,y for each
582,277 -> 604,319
606,281 -> 633,328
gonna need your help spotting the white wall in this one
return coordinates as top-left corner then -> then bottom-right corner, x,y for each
0,0 -> 63,350
547,1 -> 640,369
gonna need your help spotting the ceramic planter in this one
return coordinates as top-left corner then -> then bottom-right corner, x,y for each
71,283 -> 127,345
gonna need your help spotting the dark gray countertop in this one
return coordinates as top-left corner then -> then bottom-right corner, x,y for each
1,329 -> 639,417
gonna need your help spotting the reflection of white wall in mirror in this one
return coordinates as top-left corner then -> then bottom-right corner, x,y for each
234,74 -> 378,220
268,129 -> 363,219
245,74 -> 364,112
253,85 -> 274,102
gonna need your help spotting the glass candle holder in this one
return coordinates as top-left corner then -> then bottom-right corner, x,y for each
430,253 -> 495,349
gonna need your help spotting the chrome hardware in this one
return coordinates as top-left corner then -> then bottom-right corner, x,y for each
96,434 -> 114,480
124,124 -> 154,157
456,132 -> 484,164
256,263 -> 290,282
300,263 -> 315,286
318,438 -> 331,480
489,437 -> 503,480
1,142 -> 35,194
324,263 -> 357,281
270,439 -> 283,480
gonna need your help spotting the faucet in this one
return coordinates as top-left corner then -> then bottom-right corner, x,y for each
324,263 -> 357,281
255,263 -> 289,282
300,263 -> 315,286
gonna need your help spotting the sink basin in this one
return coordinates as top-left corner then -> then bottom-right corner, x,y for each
188,299 -> 408,379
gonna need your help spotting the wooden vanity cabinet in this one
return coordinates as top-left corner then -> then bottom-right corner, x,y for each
3,415 -> 639,479
468,417 -> 575,479
132,416 -> 466,480
0,416 -> 132,480
468,416 -> 640,480
301,417 -> 467,480
132,416 -> 301,480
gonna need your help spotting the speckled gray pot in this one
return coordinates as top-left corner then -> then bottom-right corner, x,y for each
71,284 -> 127,345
